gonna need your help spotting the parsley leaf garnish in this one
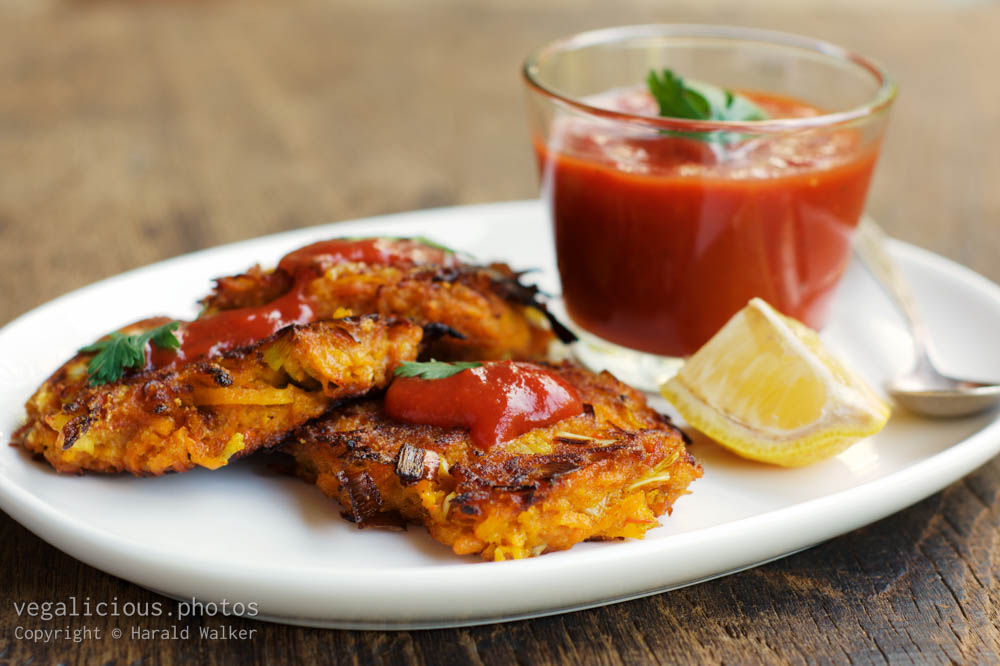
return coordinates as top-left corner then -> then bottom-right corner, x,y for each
393,360 -> 482,380
646,69 -> 768,140
647,69 -> 712,120
79,321 -> 181,386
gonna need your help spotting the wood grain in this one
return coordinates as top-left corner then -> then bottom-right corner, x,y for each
1,1 -> 998,664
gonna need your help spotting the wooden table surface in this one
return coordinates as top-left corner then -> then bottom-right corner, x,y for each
1,1 -> 998,663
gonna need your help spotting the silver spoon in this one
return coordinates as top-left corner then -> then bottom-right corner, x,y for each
853,218 -> 1000,417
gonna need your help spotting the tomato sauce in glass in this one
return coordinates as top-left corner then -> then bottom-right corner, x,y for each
536,89 -> 879,357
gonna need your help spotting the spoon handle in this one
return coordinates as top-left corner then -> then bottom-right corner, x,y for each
853,218 -> 935,362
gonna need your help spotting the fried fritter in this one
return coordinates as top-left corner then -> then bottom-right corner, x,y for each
201,253 -> 569,361
288,362 -> 701,561
12,316 -> 421,475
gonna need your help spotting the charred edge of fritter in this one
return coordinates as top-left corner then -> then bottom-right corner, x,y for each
188,392 -> 384,468
488,265 -> 578,345
421,322 -> 466,342
453,441 -> 645,509
9,422 -> 29,446
449,447 -> 665,521
582,369 -> 694,448
653,410 -> 692,446
539,309 -> 577,345
292,418 -> 694,535
357,511 -> 409,531
430,263 -> 577,345
287,392 -> 391,446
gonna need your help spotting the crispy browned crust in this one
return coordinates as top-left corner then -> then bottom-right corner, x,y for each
11,316 -> 421,476
287,362 -> 701,561
201,259 -> 560,361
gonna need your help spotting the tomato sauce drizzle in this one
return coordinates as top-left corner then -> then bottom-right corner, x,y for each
148,238 -> 450,368
384,362 -> 584,450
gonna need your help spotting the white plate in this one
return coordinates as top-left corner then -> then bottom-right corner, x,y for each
1,201 -> 999,630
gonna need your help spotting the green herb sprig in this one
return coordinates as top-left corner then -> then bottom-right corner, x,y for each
394,360 -> 482,380
80,321 -> 181,386
646,69 -> 768,141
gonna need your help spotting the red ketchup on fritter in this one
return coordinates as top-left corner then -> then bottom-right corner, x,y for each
385,361 -> 584,450
150,238 -> 453,368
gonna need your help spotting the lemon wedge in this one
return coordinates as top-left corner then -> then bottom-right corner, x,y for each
660,298 -> 890,467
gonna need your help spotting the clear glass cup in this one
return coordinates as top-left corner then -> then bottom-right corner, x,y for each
523,24 -> 896,390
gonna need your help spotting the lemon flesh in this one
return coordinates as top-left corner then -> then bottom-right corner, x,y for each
661,298 -> 890,467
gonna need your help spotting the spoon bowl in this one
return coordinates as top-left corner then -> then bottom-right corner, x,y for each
886,374 -> 1000,418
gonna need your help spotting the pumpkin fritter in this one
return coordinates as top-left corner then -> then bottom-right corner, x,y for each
287,363 -> 701,561
12,315 -> 421,475
201,258 -> 570,361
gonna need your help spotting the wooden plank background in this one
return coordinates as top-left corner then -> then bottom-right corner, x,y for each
0,0 -> 998,663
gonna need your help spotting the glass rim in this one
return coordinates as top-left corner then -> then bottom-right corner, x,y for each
522,24 -> 897,133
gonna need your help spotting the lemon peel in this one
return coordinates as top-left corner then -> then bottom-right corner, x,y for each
661,298 -> 890,467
